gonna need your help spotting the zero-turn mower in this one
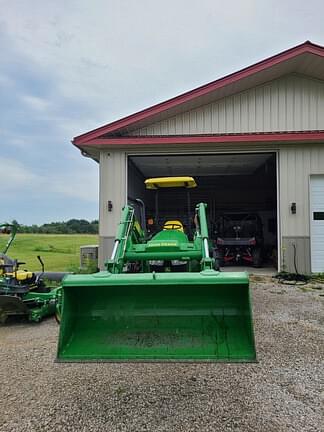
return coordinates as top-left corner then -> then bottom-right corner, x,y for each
0,223 -> 58,323
57,177 -> 256,362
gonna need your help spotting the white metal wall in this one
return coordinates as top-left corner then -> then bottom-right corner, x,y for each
99,151 -> 127,267
279,144 -> 324,273
98,143 -> 324,272
100,143 -> 324,240
279,145 -> 324,237
128,74 -> 324,135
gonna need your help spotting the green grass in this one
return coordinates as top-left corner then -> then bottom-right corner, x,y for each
0,234 -> 98,272
313,273 -> 324,282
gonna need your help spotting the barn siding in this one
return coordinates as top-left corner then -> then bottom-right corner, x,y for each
279,144 -> 324,238
99,151 -> 127,268
279,144 -> 324,273
98,143 -> 324,272
128,74 -> 324,136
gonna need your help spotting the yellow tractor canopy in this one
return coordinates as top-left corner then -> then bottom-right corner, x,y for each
145,176 -> 197,189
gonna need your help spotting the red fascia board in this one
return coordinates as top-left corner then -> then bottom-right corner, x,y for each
73,41 -> 324,146
78,131 -> 324,147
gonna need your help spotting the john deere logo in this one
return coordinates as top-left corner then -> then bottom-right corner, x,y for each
150,242 -> 177,247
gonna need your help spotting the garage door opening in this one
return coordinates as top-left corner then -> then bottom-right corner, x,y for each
128,152 -> 278,272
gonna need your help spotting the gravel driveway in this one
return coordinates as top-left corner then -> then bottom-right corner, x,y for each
0,277 -> 323,432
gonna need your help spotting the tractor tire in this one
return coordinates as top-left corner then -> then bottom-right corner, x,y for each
35,283 -> 51,293
54,288 -> 62,325
211,248 -> 219,271
54,304 -> 61,324
54,310 -> 61,324
216,249 -> 224,267
211,250 -> 220,271
252,247 -> 262,268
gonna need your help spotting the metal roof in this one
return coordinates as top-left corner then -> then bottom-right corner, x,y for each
73,41 -> 324,148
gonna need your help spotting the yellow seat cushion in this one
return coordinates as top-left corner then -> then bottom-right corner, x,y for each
163,220 -> 184,232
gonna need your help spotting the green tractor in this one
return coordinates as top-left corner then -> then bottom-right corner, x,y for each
0,223 -> 59,323
57,177 -> 256,362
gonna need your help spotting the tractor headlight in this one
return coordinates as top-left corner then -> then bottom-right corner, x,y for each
171,260 -> 186,266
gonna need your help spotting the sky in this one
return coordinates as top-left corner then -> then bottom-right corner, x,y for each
1,0 -> 324,224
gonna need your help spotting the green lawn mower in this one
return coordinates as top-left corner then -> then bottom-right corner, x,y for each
0,223 -> 59,323
57,177 -> 256,362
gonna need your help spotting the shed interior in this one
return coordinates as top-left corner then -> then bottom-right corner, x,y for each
128,152 -> 277,268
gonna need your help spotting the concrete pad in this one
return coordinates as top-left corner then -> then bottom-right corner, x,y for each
221,265 -> 277,276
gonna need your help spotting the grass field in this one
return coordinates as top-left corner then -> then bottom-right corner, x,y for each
0,234 -> 98,272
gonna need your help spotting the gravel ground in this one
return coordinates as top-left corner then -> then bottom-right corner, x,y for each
0,277 -> 323,432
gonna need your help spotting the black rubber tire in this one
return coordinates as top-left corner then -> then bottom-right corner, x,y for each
34,282 -> 51,293
54,307 -> 61,324
54,288 -> 62,325
216,249 -> 225,267
252,247 -> 262,268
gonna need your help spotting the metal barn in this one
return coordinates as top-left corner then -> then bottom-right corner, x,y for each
73,41 -> 324,274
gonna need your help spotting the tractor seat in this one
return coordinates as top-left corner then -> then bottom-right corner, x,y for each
163,220 -> 184,232
0,254 -> 15,275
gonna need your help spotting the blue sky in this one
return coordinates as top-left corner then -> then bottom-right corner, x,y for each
1,0 -> 324,224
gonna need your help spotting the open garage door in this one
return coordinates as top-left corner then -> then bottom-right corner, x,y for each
127,152 -> 278,271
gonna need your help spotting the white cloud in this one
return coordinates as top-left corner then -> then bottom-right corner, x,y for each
0,158 -> 39,189
0,157 -> 98,203
1,0 -> 323,223
0,72 -> 14,87
49,169 -> 98,203
21,95 -> 51,111
1,0 -> 323,132
6,137 -> 30,149
2,0 -> 312,118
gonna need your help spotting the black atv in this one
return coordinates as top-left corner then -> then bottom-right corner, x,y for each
215,213 -> 264,267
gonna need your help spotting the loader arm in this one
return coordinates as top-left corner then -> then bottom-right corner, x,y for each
106,203 -> 216,272
106,205 -> 144,273
194,203 -> 214,270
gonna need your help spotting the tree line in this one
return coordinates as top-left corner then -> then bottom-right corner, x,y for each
12,219 -> 99,234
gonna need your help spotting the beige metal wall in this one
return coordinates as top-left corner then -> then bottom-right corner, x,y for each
97,71 -> 324,271
279,144 -> 324,273
128,74 -> 324,136
99,151 -> 126,268
99,143 -> 324,273
279,145 -> 324,237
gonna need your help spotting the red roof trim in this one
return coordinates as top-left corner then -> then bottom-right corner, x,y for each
78,131 -> 324,147
74,41 -> 324,146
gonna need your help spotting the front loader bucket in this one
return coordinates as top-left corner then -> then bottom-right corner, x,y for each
57,271 -> 256,362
